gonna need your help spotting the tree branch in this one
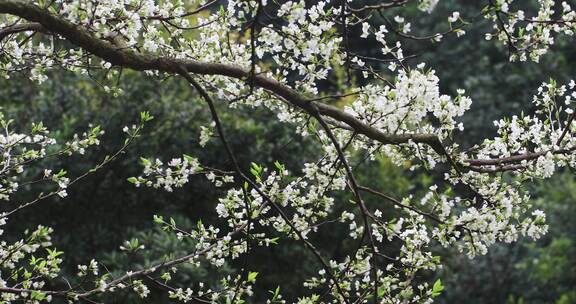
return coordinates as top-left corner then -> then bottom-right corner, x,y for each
466,146 -> 576,167
0,21 -> 45,41
178,68 -> 351,303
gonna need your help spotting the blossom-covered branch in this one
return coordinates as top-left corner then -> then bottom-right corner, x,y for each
0,0 -> 574,303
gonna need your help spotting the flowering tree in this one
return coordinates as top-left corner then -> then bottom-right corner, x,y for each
0,0 -> 575,303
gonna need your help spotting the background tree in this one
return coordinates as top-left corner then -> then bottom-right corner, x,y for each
0,0 -> 575,303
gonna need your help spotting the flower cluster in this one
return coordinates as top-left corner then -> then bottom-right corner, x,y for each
485,0 -> 576,62
128,155 -> 202,192
0,224 -> 61,303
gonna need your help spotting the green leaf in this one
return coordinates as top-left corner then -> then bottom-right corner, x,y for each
153,215 -> 164,224
56,169 -> 67,177
247,271 -> 258,283
46,248 -> 64,258
31,291 -> 46,301
140,157 -> 151,166
140,111 -> 154,122
271,286 -> 280,299
432,279 -> 444,297
160,272 -> 171,282
250,162 -> 263,180
183,154 -> 195,163
274,160 -> 284,172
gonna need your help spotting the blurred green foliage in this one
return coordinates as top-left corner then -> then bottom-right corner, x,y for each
1,1 -> 575,303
